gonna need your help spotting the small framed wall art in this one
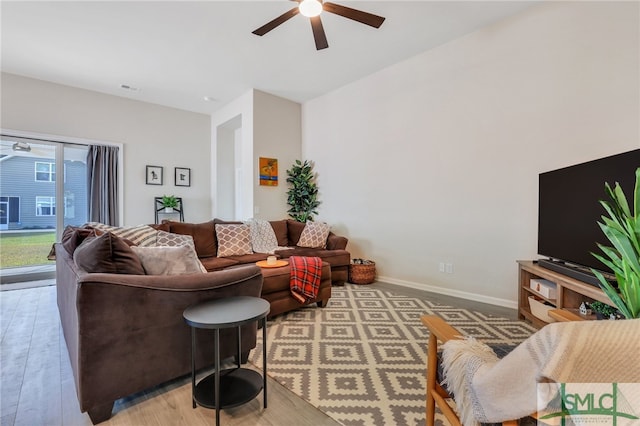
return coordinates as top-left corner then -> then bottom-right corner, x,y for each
175,167 -> 191,187
259,157 -> 278,186
146,165 -> 163,185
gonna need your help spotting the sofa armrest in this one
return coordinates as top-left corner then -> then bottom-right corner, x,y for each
326,232 -> 348,250
77,265 -> 263,291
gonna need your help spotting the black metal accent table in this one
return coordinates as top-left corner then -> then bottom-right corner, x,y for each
183,296 -> 270,426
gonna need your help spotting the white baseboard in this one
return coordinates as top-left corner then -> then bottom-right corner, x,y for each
376,275 -> 518,310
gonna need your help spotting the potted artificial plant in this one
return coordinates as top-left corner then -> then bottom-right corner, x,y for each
161,195 -> 179,213
591,167 -> 640,319
286,159 -> 320,222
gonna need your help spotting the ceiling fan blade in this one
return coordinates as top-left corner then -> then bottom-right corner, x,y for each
252,7 -> 300,36
310,16 -> 328,50
323,2 -> 385,28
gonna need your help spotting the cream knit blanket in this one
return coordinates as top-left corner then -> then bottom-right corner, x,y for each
441,319 -> 640,425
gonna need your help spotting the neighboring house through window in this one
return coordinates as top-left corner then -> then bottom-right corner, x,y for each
36,196 -> 55,216
0,196 -> 20,230
35,161 -> 55,182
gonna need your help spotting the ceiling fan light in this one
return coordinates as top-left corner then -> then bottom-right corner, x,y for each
299,0 -> 322,18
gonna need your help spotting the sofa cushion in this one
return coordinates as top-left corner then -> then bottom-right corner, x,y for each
226,253 -> 271,263
326,232 -> 348,250
269,220 -> 289,247
156,230 -> 196,250
297,221 -> 330,249
74,232 -> 145,275
86,222 -> 158,247
166,220 -> 217,258
199,256 -> 241,272
149,222 -> 171,232
131,246 -> 206,275
275,248 -> 351,267
286,219 -> 306,246
216,224 -> 253,257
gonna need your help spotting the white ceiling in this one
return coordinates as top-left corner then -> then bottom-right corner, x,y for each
1,1 -> 537,115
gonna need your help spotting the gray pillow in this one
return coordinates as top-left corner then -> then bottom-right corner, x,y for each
131,245 -> 206,275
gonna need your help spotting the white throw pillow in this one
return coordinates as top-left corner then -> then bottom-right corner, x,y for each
131,245 -> 206,275
246,218 -> 279,254
297,222 -> 330,249
215,224 -> 253,257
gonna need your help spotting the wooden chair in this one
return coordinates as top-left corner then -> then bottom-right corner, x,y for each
422,311 -> 638,426
421,315 -> 522,426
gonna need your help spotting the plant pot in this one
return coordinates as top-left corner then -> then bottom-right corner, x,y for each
164,207 -> 174,213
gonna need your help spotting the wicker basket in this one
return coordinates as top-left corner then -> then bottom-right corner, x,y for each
348,261 -> 376,285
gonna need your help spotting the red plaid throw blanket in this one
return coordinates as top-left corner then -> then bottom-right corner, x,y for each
289,256 -> 322,304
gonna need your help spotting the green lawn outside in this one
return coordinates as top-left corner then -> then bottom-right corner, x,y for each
0,232 -> 56,269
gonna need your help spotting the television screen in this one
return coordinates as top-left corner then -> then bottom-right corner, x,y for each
538,148 -> 640,273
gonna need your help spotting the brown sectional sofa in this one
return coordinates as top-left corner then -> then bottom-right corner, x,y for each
55,218 -> 349,423
56,244 -> 263,424
161,218 -> 349,318
165,218 -> 350,286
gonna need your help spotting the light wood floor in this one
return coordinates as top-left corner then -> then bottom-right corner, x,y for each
0,281 -> 516,426
0,283 -> 340,426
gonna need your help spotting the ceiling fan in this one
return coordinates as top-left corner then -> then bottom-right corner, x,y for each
252,0 -> 385,51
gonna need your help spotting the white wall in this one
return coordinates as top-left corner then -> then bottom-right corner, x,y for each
211,89 -> 301,221
211,90 -> 253,220
1,72 -> 212,225
216,124 -> 237,219
253,90 -> 302,220
302,1 -> 640,306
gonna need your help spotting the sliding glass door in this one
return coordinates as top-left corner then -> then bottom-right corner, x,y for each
0,137 -> 88,277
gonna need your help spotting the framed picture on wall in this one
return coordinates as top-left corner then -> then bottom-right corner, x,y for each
175,167 -> 191,187
146,165 -> 163,185
259,157 -> 278,186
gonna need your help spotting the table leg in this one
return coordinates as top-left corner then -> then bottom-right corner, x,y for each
236,326 -> 241,369
262,316 -> 267,408
215,328 -> 220,426
191,328 -> 196,409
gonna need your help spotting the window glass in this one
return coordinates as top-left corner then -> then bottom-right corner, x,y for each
36,196 -> 56,216
35,162 -> 55,182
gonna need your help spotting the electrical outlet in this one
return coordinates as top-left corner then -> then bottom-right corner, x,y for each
445,263 -> 453,274
438,262 -> 445,273
254,206 -> 260,214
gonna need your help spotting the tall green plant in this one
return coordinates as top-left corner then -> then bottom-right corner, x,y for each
286,159 -> 320,222
591,168 -> 640,319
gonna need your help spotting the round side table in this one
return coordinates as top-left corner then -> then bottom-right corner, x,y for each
183,296 -> 270,426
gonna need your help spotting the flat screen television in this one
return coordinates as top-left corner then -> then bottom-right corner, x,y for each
537,148 -> 640,286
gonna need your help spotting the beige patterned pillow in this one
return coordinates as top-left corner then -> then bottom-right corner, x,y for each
297,221 -> 330,249
156,230 -> 196,251
86,222 -> 158,247
131,246 -> 206,275
215,224 -> 253,257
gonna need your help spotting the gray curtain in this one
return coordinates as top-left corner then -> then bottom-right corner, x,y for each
87,145 -> 119,226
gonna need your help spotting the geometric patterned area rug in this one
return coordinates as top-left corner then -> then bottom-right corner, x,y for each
249,283 -> 537,426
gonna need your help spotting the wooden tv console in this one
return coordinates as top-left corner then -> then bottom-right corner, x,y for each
517,260 -> 614,328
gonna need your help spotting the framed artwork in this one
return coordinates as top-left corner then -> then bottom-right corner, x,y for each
146,165 -> 163,185
175,167 -> 191,187
259,157 -> 278,186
